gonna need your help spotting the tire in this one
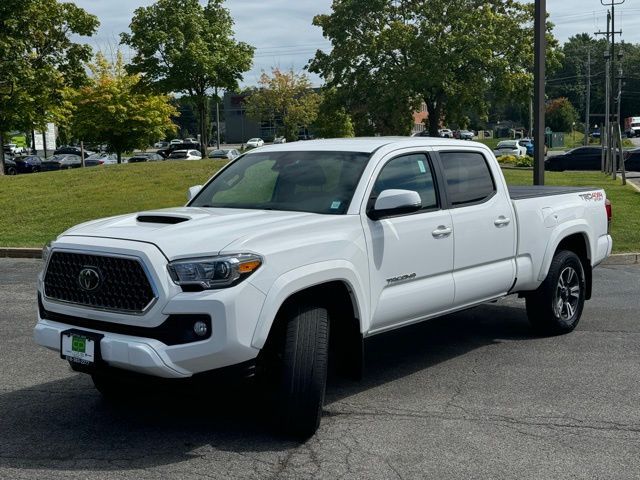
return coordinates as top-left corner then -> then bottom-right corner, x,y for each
261,302 -> 330,438
6,167 -> 17,176
526,250 -> 586,335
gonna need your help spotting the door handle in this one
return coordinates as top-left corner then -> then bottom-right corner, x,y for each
494,216 -> 511,227
432,226 -> 452,238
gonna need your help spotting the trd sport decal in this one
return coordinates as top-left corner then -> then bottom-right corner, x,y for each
579,192 -> 604,202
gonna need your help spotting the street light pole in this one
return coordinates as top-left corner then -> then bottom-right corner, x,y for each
533,0 -> 546,185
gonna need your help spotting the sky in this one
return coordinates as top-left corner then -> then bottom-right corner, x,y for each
72,0 -> 640,87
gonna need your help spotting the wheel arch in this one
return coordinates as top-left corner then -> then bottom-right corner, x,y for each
540,228 -> 593,300
251,262 -> 368,351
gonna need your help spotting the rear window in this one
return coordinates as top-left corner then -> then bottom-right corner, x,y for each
440,152 -> 496,206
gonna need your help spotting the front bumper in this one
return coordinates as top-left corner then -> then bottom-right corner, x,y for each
34,239 -> 266,379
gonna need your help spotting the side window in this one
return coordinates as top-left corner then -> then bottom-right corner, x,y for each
373,154 -> 438,211
439,152 -> 495,206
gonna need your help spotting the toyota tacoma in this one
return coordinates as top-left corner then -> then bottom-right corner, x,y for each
35,138 -> 613,437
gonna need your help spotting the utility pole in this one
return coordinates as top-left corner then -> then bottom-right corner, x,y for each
604,48 -> 611,173
533,0 -> 546,185
584,49 -> 591,146
595,9 -> 620,173
598,0 -> 625,179
617,53 -> 625,184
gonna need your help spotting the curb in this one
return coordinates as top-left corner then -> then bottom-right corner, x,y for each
602,253 -> 640,265
1,247 -> 638,266
0,247 -> 42,259
626,179 -> 640,193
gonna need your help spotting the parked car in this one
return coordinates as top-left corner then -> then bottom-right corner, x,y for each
3,157 -> 18,175
169,139 -> 183,145
3,143 -> 25,155
545,147 -> 607,171
35,137 -> 612,438
411,130 -> 431,137
12,155 -> 42,173
157,142 -> 200,158
53,146 -> 95,157
273,137 -> 287,144
438,128 -> 453,138
520,139 -> 548,157
168,149 -> 202,160
493,140 -> 527,158
208,149 -> 240,160
128,152 -> 164,163
154,141 -> 169,149
84,153 -> 118,167
459,130 -> 474,140
246,138 -> 264,148
184,138 -> 198,143
40,154 -> 82,171
621,149 -> 640,171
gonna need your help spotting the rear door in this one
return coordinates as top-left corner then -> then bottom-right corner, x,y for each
435,149 -> 517,306
363,150 -> 455,333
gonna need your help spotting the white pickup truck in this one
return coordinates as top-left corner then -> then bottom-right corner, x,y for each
34,138 -> 612,437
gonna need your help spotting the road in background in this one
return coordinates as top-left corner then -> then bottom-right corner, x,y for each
1,259 -> 639,479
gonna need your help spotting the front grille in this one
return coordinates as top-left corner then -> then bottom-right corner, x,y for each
44,251 -> 156,314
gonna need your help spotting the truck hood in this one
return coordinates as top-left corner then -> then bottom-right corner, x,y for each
60,207 -> 330,260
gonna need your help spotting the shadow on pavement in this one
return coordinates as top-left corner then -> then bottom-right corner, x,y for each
0,302 -> 534,472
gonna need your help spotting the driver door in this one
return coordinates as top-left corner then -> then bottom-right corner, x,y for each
363,151 -> 454,334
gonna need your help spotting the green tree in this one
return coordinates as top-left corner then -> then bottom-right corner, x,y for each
121,0 -> 254,155
71,52 -> 178,162
244,68 -> 322,141
310,0 -> 560,137
0,0 -> 98,174
546,97 -> 578,133
314,88 -> 355,138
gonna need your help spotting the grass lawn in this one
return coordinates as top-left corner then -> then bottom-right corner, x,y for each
0,161 -> 638,253
0,160 -> 227,248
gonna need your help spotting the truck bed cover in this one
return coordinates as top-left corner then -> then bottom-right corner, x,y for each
508,185 -> 595,200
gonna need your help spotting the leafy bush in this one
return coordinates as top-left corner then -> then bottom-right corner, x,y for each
496,154 -> 517,164
514,155 -> 534,167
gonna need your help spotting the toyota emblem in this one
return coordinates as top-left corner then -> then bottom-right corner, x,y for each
78,267 -> 101,291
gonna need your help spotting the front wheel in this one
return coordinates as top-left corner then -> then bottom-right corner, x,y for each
259,302 -> 330,438
526,250 -> 586,335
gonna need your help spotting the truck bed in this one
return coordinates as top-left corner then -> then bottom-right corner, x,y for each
508,185 -> 594,200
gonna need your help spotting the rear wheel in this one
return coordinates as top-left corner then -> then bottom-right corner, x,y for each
526,250 -> 586,335
6,166 -> 17,175
259,301 -> 330,438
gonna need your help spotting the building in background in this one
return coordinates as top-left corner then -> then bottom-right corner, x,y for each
33,123 -> 57,155
412,102 -> 428,135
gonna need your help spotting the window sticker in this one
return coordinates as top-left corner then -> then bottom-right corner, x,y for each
330,201 -> 341,210
417,160 -> 427,174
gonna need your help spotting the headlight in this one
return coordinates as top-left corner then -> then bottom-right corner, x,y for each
42,242 -> 52,264
167,253 -> 262,289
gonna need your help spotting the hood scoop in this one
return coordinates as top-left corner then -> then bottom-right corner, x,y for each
136,214 -> 190,225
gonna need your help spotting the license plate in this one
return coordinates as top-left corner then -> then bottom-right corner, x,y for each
61,330 -> 100,367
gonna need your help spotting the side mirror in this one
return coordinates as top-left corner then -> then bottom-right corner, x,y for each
187,185 -> 203,202
368,189 -> 422,220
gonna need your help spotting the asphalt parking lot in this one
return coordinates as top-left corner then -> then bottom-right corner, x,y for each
1,258 -> 639,479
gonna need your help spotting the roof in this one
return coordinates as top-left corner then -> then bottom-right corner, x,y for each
248,137 -> 487,154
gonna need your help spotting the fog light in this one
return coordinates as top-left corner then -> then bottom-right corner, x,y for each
193,321 -> 208,337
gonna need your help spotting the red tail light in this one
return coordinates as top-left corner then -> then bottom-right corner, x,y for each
605,199 -> 612,233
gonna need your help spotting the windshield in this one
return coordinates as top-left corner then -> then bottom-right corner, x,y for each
190,151 -> 371,215
497,141 -> 516,148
